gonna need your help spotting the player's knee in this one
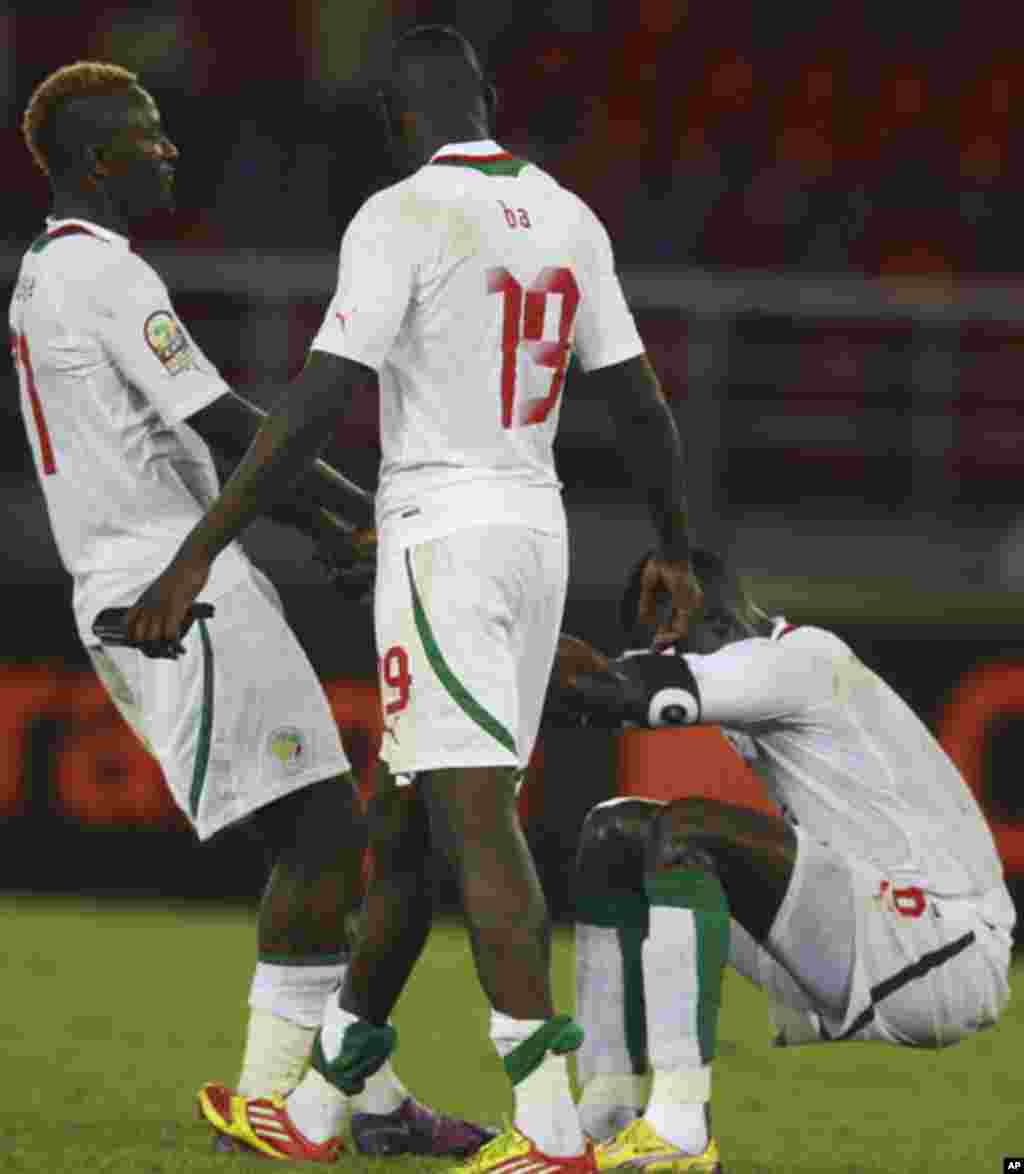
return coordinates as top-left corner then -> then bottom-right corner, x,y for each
575,798 -> 662,892
268,774 -> 366,871
647,797 -> 733,874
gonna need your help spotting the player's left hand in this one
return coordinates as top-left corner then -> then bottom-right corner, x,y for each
124,547 -> 212,657
314,518 -> 377,604
638,555 -> 704,649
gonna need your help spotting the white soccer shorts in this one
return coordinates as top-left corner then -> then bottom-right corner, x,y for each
87,569 -> 352,840
730,827 -> 1011,1048
374,523 -> 568,776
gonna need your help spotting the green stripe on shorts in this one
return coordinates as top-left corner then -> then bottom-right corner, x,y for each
404,548 -> 517,757
188,617 -> 214,818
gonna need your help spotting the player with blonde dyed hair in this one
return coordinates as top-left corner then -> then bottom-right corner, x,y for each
22,60 -> 140,177
9,61 -> 492,1161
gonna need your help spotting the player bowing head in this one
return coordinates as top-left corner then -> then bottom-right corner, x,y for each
23,61 -> 178,226
621,547 -> 771,655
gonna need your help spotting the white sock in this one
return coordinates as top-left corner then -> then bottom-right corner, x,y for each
284,992 -> 359,1144
349,1059 -> 409,1115
490,1010 -> 585,1157
575,923 -> 642,1089
641,904 -> 717,1155
240,959 -> 345,1097
644,1068 -> 709,1156
237,1010 -> 316,1098
286,1068 -> 350,1145
576,1073 -> 647,1142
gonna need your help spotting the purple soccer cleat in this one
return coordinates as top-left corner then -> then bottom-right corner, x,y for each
351,1097 -> 497,1157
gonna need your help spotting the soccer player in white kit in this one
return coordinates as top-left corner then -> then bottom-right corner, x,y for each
12,61 -> 493,1162
560,548 -> 1015,1172
126,24 -> 702,1172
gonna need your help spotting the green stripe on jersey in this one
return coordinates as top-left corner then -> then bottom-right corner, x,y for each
431,156 -> 529,177
404,548 -> 517,756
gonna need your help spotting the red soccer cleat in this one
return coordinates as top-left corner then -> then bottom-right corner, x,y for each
198,1080 -> 344,1163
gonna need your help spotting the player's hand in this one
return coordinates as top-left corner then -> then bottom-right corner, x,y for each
314,516 -> 377,603
553,633 -> 613,691
637,555 -> 704,650
124,547 -> 212,657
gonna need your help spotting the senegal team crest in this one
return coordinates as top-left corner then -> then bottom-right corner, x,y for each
144,310 -> 194,375
268,727 -> 305,773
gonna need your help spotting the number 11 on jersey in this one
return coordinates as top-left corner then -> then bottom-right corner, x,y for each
487,266 -> 580,429
10,330 -> 56,475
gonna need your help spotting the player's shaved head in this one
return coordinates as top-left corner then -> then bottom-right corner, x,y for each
381,23 -> 494,152
23,61 -> 143,179
389,25 -> 486,104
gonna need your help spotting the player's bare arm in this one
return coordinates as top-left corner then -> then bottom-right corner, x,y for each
188,387 -> 377,591
188,388 -> 375,532
587,353 -> 702,646
125,350 -> 374,647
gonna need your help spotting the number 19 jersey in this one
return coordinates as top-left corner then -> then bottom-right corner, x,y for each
311,139 -> 644,541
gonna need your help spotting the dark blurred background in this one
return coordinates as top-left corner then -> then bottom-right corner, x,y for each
1,0 -> 1023,913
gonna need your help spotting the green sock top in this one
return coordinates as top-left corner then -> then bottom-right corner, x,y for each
502,1014 -> 584,1085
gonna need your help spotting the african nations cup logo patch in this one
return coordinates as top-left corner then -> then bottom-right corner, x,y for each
144,310 -> 194,375
268,727 -> 306,774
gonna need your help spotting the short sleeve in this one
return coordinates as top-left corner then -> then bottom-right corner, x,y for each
571,202 -> 644,373
311,189 -> 418,371
89,255 -> 230,425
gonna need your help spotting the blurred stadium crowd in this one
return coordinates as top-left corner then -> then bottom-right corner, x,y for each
2,2 -> 1021,272
2,0 -> 1023,577
1,1 -> 1023,908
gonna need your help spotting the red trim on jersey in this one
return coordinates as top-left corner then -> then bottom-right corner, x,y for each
778,623 -> 800,639
13,332 -> 56,475
431,152 -> 515,165
46,224 -> 97,242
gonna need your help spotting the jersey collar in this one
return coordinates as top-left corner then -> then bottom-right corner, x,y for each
428,139 -> 511,165
44,216 -> 131,249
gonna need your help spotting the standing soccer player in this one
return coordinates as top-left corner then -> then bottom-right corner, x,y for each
11,61 -> 492,1161
561,549 -> 1015,1171
126,25 -> 701,1169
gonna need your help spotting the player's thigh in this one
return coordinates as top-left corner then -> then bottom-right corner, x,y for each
375,525 -> 561,774
831,854 -> 1010,1046
756,827 -> 858,1020
514,526 -> 568,767
94,577 -> 350,840
762,834 -> 1009,1045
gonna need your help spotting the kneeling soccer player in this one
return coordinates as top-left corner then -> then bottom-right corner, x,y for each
562,549 -> 1014,1173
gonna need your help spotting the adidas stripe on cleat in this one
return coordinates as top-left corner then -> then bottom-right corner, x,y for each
197,1081 -> 343,1163
594,1118 -> 722,1174
449,1125 -> 596,1174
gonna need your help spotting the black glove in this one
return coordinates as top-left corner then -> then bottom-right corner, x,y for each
314,522 -> 377,604
569,651 -> 702,729
92,603 -> 215,660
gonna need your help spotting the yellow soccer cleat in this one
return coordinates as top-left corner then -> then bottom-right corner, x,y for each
450,1125 -> 596,1174
594,1118 -> 722,1174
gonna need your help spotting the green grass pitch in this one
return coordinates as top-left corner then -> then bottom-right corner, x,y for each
0,893 -> 1020,1172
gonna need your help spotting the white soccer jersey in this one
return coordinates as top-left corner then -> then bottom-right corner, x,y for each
311,140 -> 644,540
674,622 -> 1012,917
8,218 -> 250,641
